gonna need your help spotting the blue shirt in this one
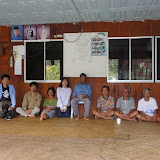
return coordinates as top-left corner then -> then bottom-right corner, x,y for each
0,84 -> 16,108
72,83 -> 92,99
12,35 -> 22,40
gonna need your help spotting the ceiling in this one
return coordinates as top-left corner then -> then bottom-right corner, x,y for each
0,0 -> 160,25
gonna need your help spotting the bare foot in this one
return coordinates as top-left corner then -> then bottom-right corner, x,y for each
123,117 -> 137,121
28,114 -> 35,118
83,117 -> 90,120
19,115 -> 25,117
75,116 -> 79,120
95,116 -> 99,119
40,114 -> 43,121
104,117 -> 112,120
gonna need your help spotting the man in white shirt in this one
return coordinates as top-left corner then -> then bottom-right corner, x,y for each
137,88 -> 160,122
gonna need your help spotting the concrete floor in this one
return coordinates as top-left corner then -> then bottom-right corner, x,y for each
0,117 -> 160,160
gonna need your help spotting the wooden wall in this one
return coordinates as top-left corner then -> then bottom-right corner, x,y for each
0,20 -> 160,115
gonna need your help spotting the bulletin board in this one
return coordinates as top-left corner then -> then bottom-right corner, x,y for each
63,32 -> 108,77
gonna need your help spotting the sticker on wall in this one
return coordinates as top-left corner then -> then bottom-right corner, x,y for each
37,24 -> 50,40
24,25 -> 36,40
11,25 -> 23,41
91,33 -> 108,56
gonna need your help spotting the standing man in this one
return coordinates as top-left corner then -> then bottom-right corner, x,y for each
16,82 -> 42,117
71,73 -> 91,120
115,86 -> 138,121
92,86 -> 115,119
136,88 -> 160,122
0,74 -> 16,120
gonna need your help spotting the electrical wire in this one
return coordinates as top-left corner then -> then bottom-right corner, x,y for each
63,0 -> 84,43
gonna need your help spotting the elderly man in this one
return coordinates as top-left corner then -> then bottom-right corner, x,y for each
71,73 -> 92,120
115,86 -> 138,121
92,86 -> 115,120
136,88 -> 160,122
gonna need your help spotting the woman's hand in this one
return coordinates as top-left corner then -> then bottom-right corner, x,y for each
63,106 -> 67,112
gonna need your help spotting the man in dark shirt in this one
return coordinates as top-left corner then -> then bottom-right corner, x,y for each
0,74 -> 16,120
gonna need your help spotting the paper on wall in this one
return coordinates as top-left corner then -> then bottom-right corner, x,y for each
13,45 -> 24,75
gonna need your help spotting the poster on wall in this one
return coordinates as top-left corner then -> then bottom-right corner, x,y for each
11,25 -> 23,41
91,33 -> 107,56
13,45 -> 25,75
24,25 -> 36,40
63,32 -> 108,77
37,24 -> 50,40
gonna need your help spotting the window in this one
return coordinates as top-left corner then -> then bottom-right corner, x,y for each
25,40 -> 63,83
155,36 -> 160,82
108,37 -> 154,83
109,39 -> 129,81
131,38 -> 152,80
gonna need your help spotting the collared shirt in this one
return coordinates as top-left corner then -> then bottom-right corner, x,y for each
57,87 -> 72,108
72,83 -> 92,99
12,35 -> 22,40
97,95 -> 115,113
116,96 -> 135,115
22,91 -> 42,110
0,83 -> 16,108
137,97 -> 158,117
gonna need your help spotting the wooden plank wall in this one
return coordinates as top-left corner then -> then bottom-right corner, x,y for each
0,20 -> 160,115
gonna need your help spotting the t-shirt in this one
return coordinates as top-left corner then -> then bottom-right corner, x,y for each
116,96 -> 135,115
137,97 -> 158,117
97,95 -> 115,113
43,98 -> 57,108
0,86 -> 11,109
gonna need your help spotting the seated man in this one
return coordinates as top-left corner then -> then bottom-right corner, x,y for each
71,73 -> 91,120
0,74 -> 16,120
136,88 -> 160,122
16,82 -> 42,117
115,86 -> 138,121
92,86 -> 114,119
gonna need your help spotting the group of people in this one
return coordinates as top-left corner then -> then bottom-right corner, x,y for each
93,86 -> 160,123
0,73 -> 160,123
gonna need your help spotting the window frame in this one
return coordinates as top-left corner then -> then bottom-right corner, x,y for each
107,36 -> 154,83
24,39 -> 63,83
155,36 -> 160,82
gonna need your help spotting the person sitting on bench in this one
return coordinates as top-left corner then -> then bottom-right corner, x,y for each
71,73 -> 91,120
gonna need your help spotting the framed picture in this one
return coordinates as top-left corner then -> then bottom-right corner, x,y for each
24,25 -> 36,40
11,25 -> 23,41
37,24 -> 50,40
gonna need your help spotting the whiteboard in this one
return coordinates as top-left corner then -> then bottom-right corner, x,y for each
64,32 -> 108,77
